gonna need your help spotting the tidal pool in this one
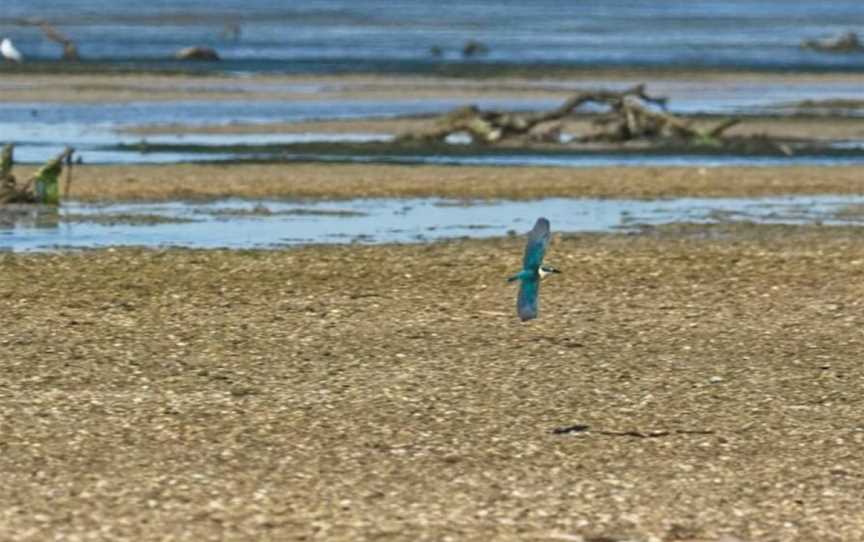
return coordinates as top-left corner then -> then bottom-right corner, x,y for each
2,195 -> 864,252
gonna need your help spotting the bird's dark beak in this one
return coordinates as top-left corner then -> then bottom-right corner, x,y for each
551,268 -> 562,274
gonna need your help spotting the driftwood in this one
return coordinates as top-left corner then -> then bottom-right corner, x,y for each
584,96 -> 740,143
801,32 -> 864,53
1,144 -> 15,186
63,150 -> 74,199
38,22 -> 80,61
0,145 -> 75,205
12,19 -> 80,60
0,144 -> 28,204
175,46 -> 220,61
462,40 -> 489,57
397,85 -> 739,145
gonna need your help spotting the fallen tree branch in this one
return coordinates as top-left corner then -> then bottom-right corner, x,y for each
63,151 -> 75,199
582,97 -> 740,143
38,22 -> 80,61
0,146 -> 75,205
396,84 -> 738,146
0,144 -> 30,204
11,18 -> 81,60
1,144 -> 15,187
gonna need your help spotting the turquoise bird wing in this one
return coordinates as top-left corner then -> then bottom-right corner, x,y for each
522,217 -> 551,271
517,276 -> 540,321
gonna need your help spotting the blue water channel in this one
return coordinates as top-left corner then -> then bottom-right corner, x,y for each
2,1 -> 864,72
3,195 -> 864,252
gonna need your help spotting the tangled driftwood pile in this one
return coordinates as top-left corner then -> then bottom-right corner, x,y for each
397,84 -> 740,146
0,144 -> 74,205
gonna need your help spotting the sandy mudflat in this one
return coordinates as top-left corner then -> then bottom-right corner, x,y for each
2,70 -> 863,104
2,226 -> 864,540
43,163 -> 864,202
4,68 -> 864,541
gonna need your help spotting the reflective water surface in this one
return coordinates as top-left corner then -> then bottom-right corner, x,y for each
3,195 -> 864,252
3,1 -> 864,72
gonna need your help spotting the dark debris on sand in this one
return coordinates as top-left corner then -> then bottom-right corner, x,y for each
2,227 -> 864,540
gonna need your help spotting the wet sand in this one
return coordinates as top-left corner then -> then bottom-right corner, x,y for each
3,226 -> 864,540
47,163 -> 864,202
2,70 -> 863,104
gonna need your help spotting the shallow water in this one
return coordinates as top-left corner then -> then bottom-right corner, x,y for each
2,1 -> 864,72
3,195 -> 864,252
0,98 -> 552,127
3,76 -> 864,166
16,141 -> 864,168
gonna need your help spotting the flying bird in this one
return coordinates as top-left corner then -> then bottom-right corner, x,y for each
507,217 -> 561,321
1,38 -> 23,63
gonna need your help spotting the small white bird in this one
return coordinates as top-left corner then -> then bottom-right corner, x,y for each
1,38 -> 23,63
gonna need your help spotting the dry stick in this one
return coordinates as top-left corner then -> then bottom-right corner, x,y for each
10,18 -> 79,60
551,425 -> 716,438
1,144 -> 14,186
63,151 -> 74,200
43,24 -> 80,60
